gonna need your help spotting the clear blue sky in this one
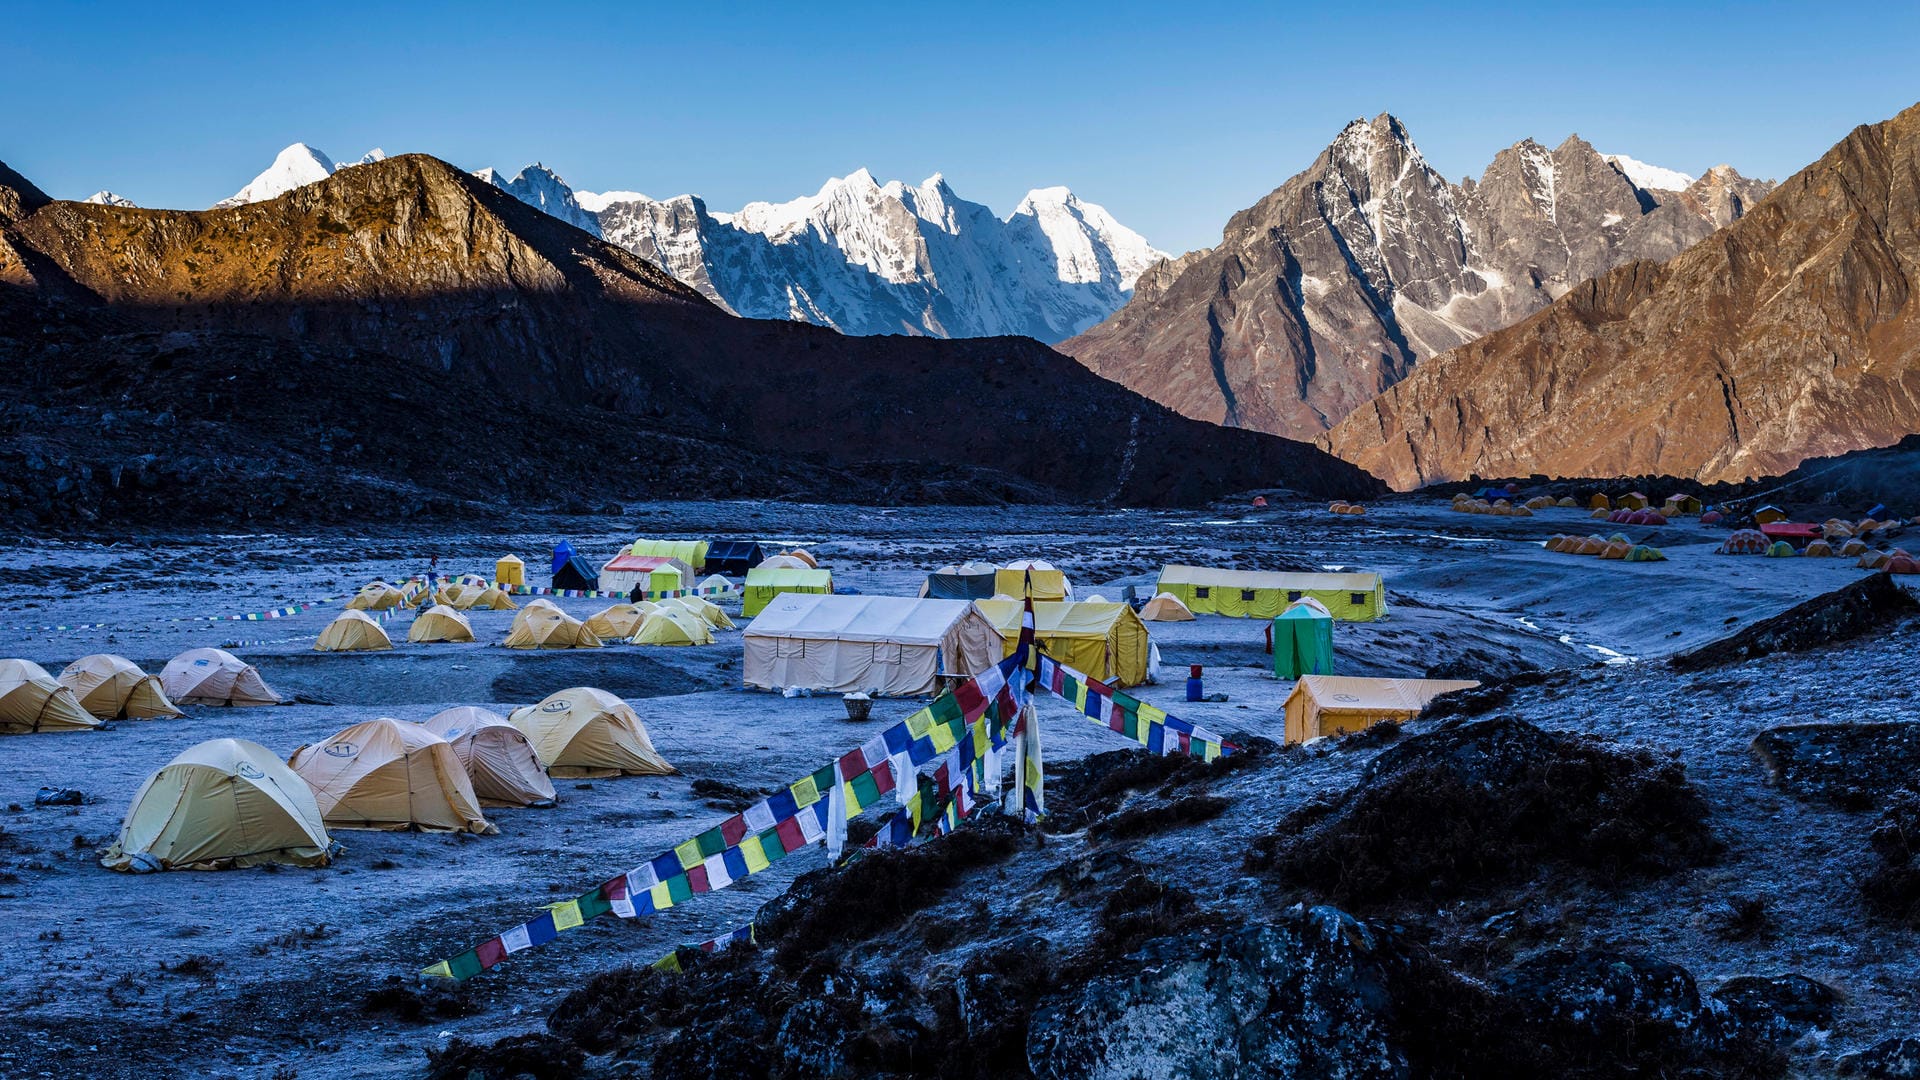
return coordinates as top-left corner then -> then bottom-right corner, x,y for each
4,1 -> 1915,254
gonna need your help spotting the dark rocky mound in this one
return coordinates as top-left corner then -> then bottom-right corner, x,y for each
1840,1034 -> 1920,1077
1248,716 -> 1718,905
1750,722 -> 1920,811
423,1032 -> 583,1080
1862,790 -> 1920,927
1672,574 -> 1918,672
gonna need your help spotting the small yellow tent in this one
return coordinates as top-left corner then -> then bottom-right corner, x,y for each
58,654 -> 183,720
1589,494 -> 1611,509
421,707 -> 556,809
995,560 -> 1070,601
1139,592 -> 1195,622
0,659 -> 100,733
408,606 -> 475,643
504,601 -> 603,649
509,688 -> 675,778
665,594 -> 735,630
288,718 -> 495,834
102,738 -> 332,871
1283,675 -> 1481,744
465,586 -> 519,611
160,648 -> 280,707
346,581 -> 406,611
742,566 -> 834,617
629,607 -> 716,646
1154,565 -> 1386,621
584,602 -> 653,640
315,609 -> 394,652
1556,497 -> 1578,508
495,555 -> 525,587
975,600 -> 1152,687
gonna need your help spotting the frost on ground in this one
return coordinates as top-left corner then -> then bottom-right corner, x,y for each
0,499 -> 1912,1078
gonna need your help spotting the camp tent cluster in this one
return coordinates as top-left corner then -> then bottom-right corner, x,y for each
1451,494 -> 1532,517
1544,534 -> 1665,562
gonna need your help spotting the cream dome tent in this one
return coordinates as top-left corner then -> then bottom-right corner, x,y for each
504,601 -> 603,649
782,548 -> 820,568
584,603 -> 654,640
743,594 -> 1005,696
509,688 -> 675,778
0,659 -> 99,733
975,600 -> 1151,688
288,718 -> 495,834
1283,675 -> 1481,744
757,554 -> 812,571
629,606 -> 716,646
996,560 -> 1071,601
1139,592 -> 1196,622
697,574 -> 735,594
347,581 -> 407,611
408,606 -> 475,643
58,654 -> 183,720
160,648 -> 281,707
421,707 -> 556,809
665,594 -> 734,630
102,738 -> 332,872
314,609 -> 394,652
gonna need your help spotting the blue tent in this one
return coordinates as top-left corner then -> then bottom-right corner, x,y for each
551,540 -> 576,577
550,542 -> 597,590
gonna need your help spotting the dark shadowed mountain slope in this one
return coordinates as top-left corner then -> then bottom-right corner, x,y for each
1320,103 -> 1920,490
0,154 -> 1379,527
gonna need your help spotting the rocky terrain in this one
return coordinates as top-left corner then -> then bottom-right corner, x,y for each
1060,113 -> 1771,440
1320,102 -> 1920,489
0,155 -> 1375,529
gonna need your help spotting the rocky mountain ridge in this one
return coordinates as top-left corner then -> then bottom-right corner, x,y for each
0,152 -> 1374,525
1318,102 -> 1920,488
1061,113 -> 1772,440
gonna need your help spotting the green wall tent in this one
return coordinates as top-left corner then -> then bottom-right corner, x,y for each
1270,602 -> 1335,679
742,566 -> 834,617
629,539 -> 711,571
1156,565 -> 1387,621
921,562 -> 1000,600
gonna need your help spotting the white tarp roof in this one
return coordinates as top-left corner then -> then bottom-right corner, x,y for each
745,593 -> 979,645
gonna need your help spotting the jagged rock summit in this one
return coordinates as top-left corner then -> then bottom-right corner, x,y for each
1319,101 -> 1920,489
1060,113 -> 1772,440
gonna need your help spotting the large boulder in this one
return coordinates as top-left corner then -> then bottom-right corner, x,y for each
1671,574 -> 1917,672
1863,790 -> 1920,927
1250,717 -> 1718,905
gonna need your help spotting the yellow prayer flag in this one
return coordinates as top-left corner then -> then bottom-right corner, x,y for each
741,834 -> 771,874
420,961 -> 453,979
929,721 -> 956,754
905,708 -> 933,738
650,881 -> 675,910
548,900 -> 585,931
674,838 -> 705,870
790,775 -> 820,808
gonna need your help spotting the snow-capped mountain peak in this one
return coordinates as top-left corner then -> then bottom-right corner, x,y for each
1602,153 -> 1696,193
575,189 -> 652,213
84,191 -> 136,207
212,143 -> 390,208
472,163 -> 600,236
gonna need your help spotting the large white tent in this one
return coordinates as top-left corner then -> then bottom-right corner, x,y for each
743,593 -> 1004,696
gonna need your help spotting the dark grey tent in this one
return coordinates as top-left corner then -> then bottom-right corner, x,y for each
704,541 -> 766,576
551,552 -> 600,591
920,564 -> 999,600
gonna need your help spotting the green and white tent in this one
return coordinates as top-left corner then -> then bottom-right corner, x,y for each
1271,599 -> 1334,680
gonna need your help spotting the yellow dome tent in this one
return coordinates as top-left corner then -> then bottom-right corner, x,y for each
1283,675 -> 1481,744
288,718 -> 495,834
584,602 -> 654,640
974,600 -> 1152,688
508,688 -> 675,778
408,606 -> 475,643
503,601 -> 603,649
160,648 -> 281,707
629,607 -> 716,646
314,610 -> 394,652
346,581 -> 406,611
465,586 -> 519,611
0,659 -> 99,733
1139,592 -> 1196,622
666,594 -> 735,630
1556,497 -> 1579,507
101,738 -> 333,872
58,654 -> 183,720
421,707 -> 556,809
